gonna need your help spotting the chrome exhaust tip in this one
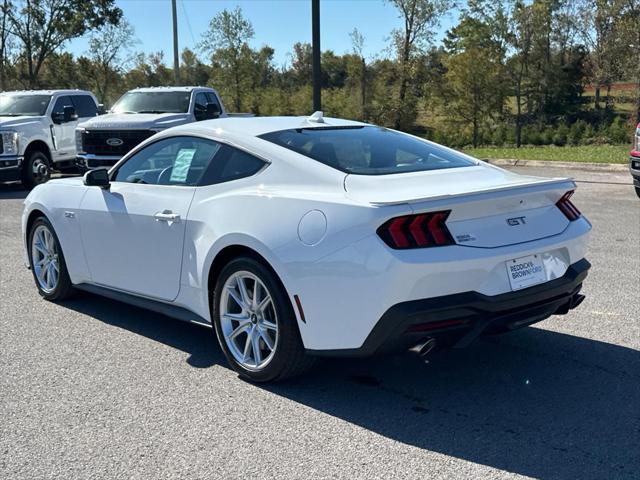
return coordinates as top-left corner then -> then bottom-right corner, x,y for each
411,338 -> 437,357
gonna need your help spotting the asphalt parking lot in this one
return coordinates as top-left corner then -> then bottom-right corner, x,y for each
1,166 -> 638,480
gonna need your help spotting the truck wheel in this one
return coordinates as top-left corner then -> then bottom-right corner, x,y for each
21,150 -> 51,189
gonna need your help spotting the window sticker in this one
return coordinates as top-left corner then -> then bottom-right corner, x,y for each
170,148 -> 196,182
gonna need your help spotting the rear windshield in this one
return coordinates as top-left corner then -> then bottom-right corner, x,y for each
259,126 -> 476,175
111,91 -> 191,114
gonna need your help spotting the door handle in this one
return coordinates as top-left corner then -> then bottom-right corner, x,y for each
154,210 -> 180,223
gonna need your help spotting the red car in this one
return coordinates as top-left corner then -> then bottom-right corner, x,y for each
631,122 -> 640,198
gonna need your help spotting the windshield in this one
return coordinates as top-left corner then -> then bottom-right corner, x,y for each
259,126 -> 476,175
111,91 -> 191,114
0,95 -> 51,116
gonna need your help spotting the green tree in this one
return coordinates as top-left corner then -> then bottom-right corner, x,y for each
578,0 -> 624,109
616,0 -> 640,122
200,6 -> 254,111
6,0 -> 121,87
85,18 -> 136,104
349,28 -> 367,120
388,0 -> 454,129
442,16 -> 507,146
290,42 -> 312,87
0,0 -> 12,89
180,48 -> 211,87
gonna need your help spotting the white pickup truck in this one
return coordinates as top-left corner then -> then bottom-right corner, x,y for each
0,89 -> 100,188
76,86 -> 232,170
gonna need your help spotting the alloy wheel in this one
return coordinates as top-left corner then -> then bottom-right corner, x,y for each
219,271 -> 279,371
31,224 -> 60,293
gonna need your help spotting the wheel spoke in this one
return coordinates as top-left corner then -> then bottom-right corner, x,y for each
48,263 -> 58,288
36,264 -> 46,283
42,263 -> 50,288
257,295 -> 272,314
251,332 -> 262,365
259,328 -> 275,351
262,319 -> 277,331
34,241 -> 47,256
236,276 -> 251,308
252,280 -> 260,309
226,285 -> 246,310
223,312 -> 249,323
242,330 -> 253,362
229,322 -> 251,341
43,230 -> 52,252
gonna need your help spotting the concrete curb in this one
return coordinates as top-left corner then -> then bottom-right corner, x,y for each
483,158 -> 629,172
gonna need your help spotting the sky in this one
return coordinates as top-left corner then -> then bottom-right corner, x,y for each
67,0 -> 459,67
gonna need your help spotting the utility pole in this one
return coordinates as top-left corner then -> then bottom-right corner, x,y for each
311,0 -> 321,111
172,0 -> 180,85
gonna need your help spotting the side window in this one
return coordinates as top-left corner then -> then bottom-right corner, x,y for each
205,92 -> 221,110
193,92 -> 208,121
199,145 -> 265,186
51,96 -> 73,115
113,136 -> 221,186
71,95 -> 98,118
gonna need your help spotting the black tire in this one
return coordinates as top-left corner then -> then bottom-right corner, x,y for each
635,186 -> 640,199
21,150 -> 51,189
212,256 -> 315,382
27,216 -> 75,301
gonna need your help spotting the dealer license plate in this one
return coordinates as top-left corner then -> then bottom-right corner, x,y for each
506,254 -> 547,291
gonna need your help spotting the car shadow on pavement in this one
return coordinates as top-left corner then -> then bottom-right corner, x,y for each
60,291 -> 639,479
0,182 -> 28,200
63,291 -> 223,368
264,328 -> 639,480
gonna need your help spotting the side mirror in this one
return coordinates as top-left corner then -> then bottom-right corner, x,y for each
97,104 -> 105,115
63,105 -> 78,122
206,102 -> 221,119
83,168 -> 110,188
51,111 -> 64,124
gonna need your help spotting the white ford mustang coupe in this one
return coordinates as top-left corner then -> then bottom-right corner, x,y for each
22,113 -> 591,381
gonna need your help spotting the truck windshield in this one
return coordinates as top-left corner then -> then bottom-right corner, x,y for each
259,126 -> 477,175
111,91 -> 192,114
0,95 -> 51,116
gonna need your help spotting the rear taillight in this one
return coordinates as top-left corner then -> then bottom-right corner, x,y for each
556,191 -> 581,221
377,210 -> 455,249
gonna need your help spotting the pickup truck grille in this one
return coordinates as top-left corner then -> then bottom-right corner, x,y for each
81,130 -> 155,156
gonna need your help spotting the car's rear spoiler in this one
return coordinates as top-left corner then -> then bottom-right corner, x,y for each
354,177 -> 576,207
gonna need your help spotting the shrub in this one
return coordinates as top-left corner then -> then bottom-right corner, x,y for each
582,124 -> 596,144
568,120 -> 587,145
491,125 -> 508,146
553,124 -> 569,146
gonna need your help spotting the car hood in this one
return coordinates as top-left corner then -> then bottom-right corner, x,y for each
0,116 -> 42,128
78,112 -> 191,130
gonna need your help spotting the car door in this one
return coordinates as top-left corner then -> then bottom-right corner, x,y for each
70,95 -> 98,154
78,136 -> 222,301
50,95 -> 79,160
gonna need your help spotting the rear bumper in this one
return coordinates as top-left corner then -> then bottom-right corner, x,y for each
0,156 -> 23,182
308,258 -> 590,357
77,154 -> 121,170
